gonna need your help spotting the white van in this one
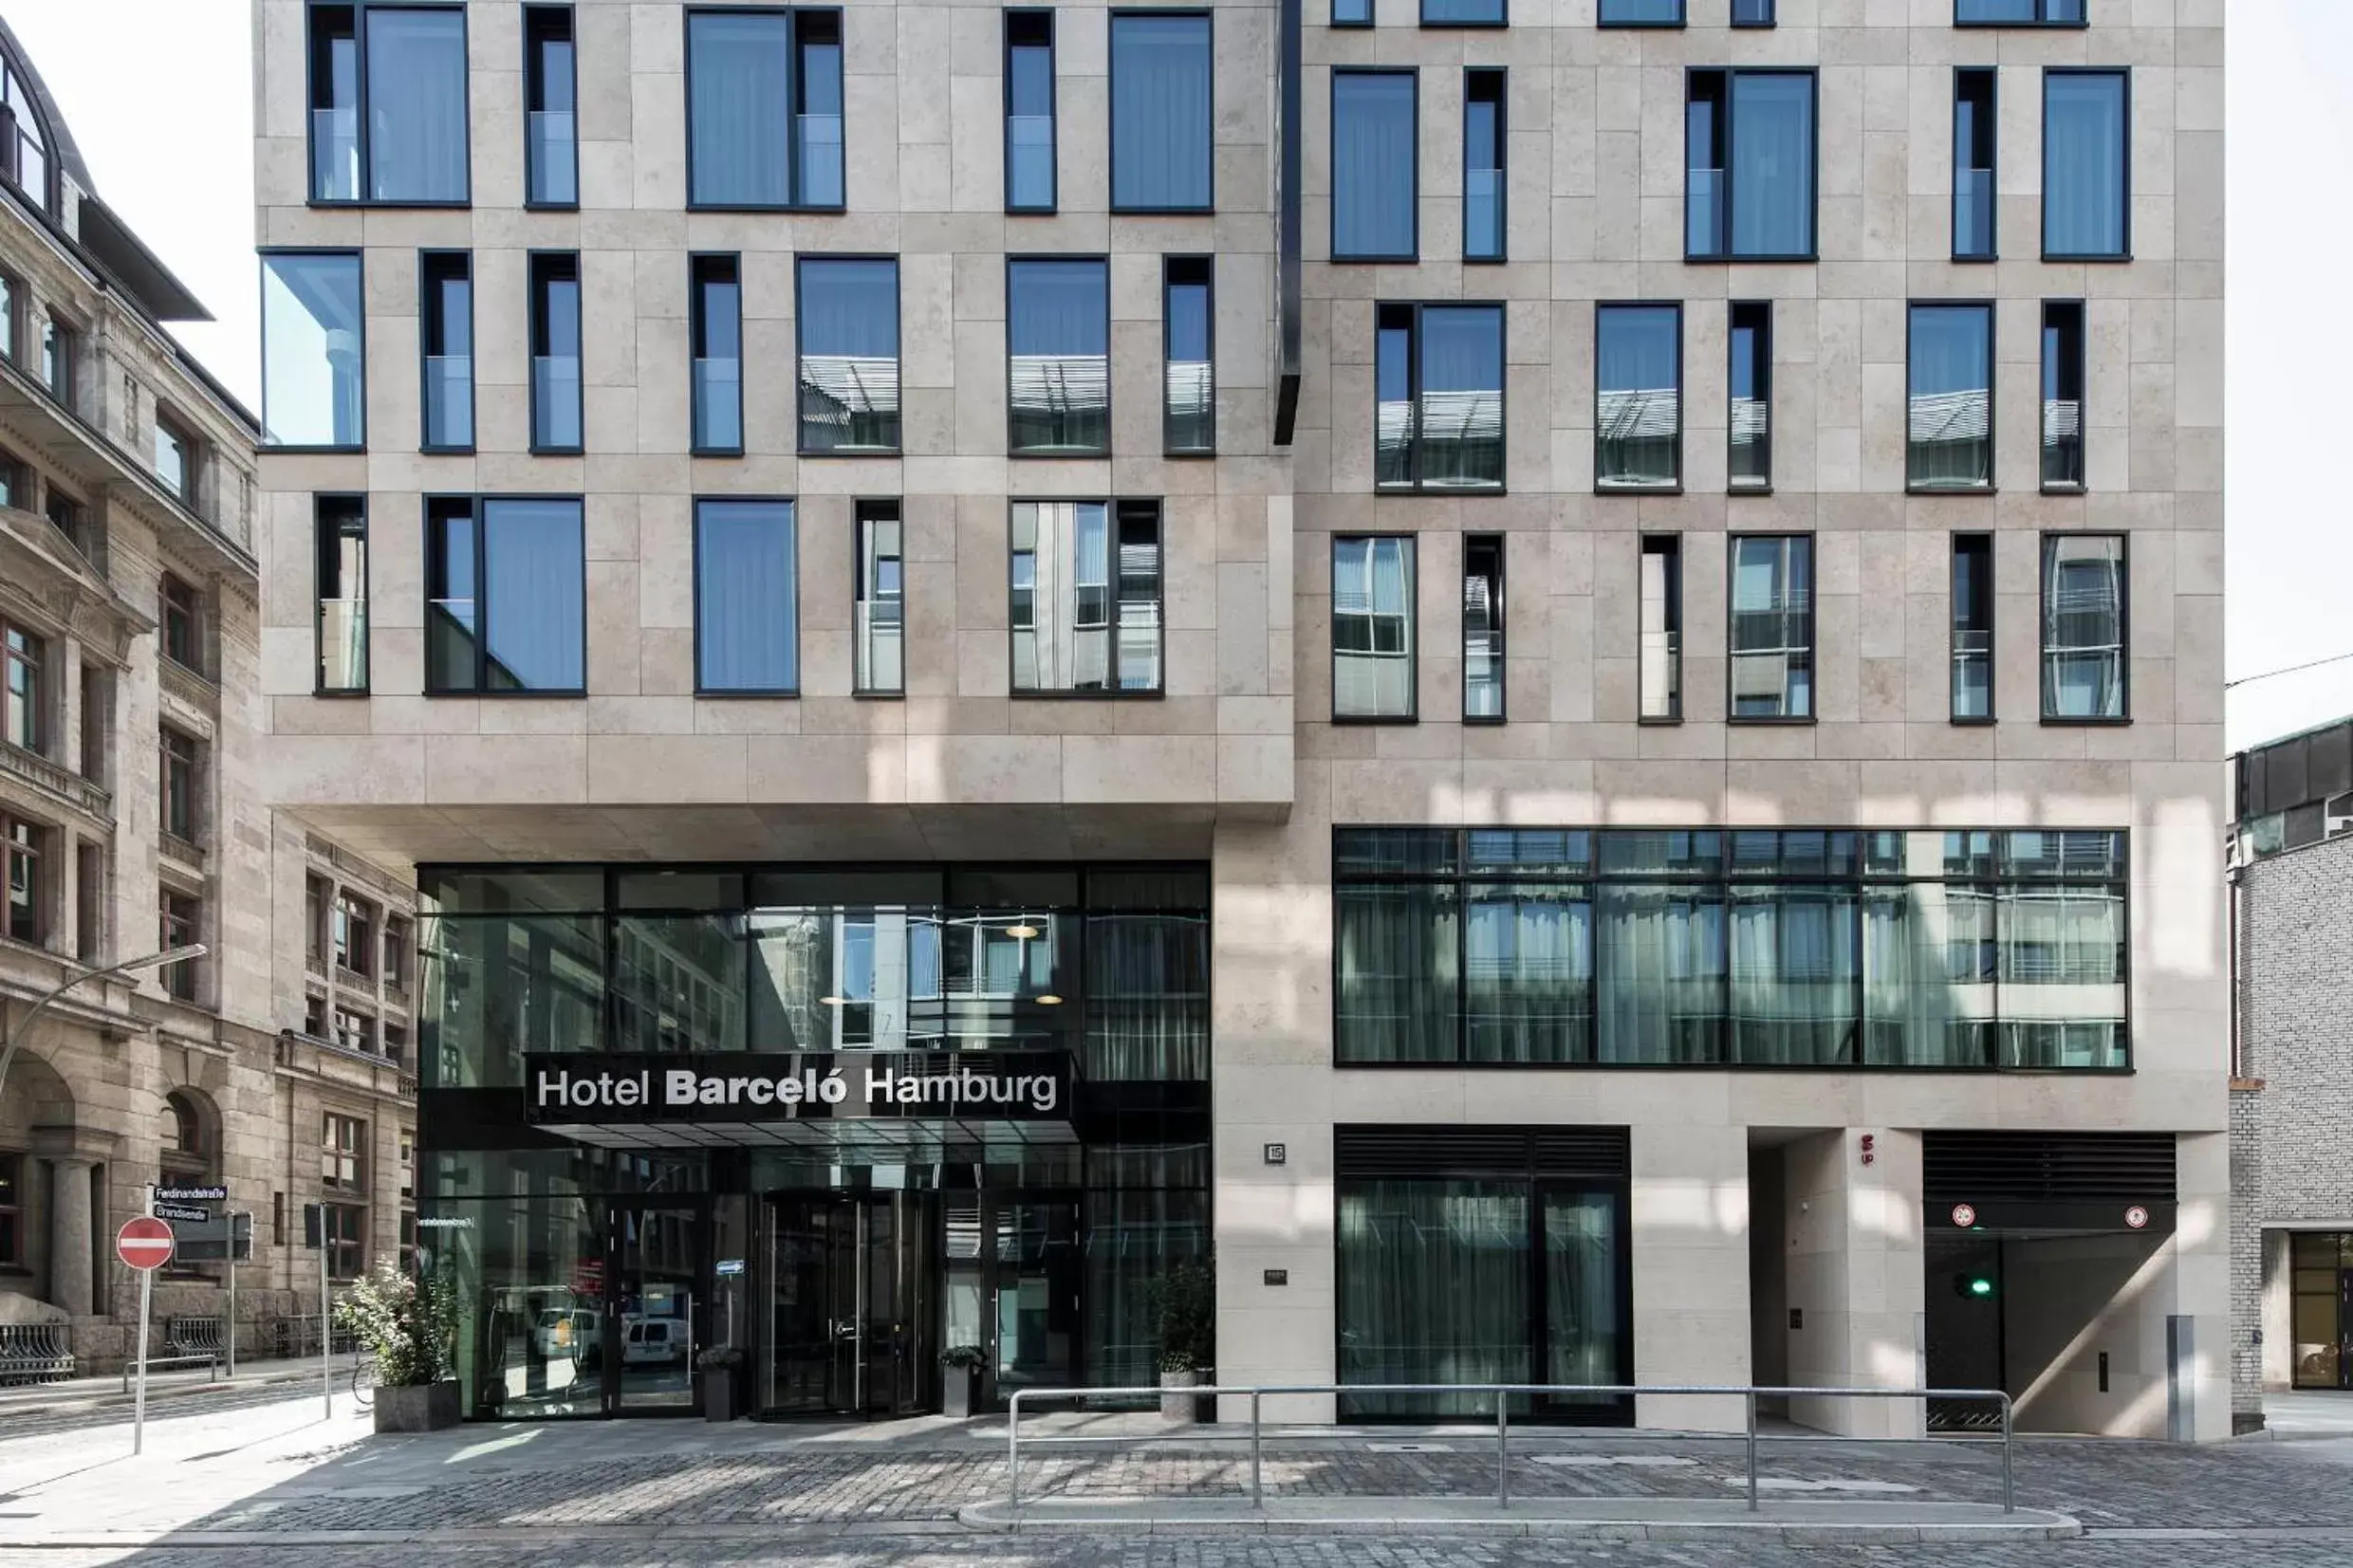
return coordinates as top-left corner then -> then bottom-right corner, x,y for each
621,1318 -> 686,1366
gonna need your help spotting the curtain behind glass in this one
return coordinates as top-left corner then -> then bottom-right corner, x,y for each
1729,74 -> 1813,256
1595,884 -> 1723,1062
365,9 -> 469,202
1084,913 -> 1209,1080
1862,884 -> 1995,1067
1465,885 -> 1592,1062
1084,1184 -> 1209,1388
2044,73 -> 2126,256
1998,885 -> 2125,1067
1110,15 -> 1212,209
1333,73 -> 1416,257
1332,537 -> 1415,718
1544,1189 -> 1623,1409
1417,306 -> 1504,488
1335,882 -> 1458,1061
1009,261 -> 1110,452
261,254 -> 364,447
799,259 -> 901,451
1338,1180 -> 1529,1418
1596,306 -> 1679,487
1907,305 -> 1992,489
2041,536 -> 2124,718
1728,886 -> 1857,1064
696,500 -> 798,691
689,12 -> 790,205
480,500 -> 584,691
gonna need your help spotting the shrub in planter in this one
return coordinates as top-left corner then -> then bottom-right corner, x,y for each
334,1263 -> 460,1433
940,1344 -> 985,1419
695,1345 -> 745,1422
1148,1256 -> 1215,1422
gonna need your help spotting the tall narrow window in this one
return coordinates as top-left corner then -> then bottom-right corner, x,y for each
2044,70 -> 2128,260
1463,70 -> 1505,262
154,414 -> 195,504
308,4 -> 361,200
159,893 -> 199,999
1729,535 -> 1812,721
1596,304 -> 1680,491
798,258 -> 899,453
1332,71 -> 1417,262
855,501 -> 903,696
261,252 -> 365,450
425,496 -> 586,694
1,62 -> 52,212
1463,536 -> 1504,722
691,254 -> 743,454
1007,258 -> 1109,455
1958,0 -> 2083,23
1686,70 -> 1816,261
161,728 -> 199,844
1333,536 -> 1416,721
1010,501 -> 1163,694
1163,257 -> 1214,455
695,499 -> 800,693
1907,303 -> 1992,492
1005,10 -> 1056,213
529,252 -> 582,452
1728,301 -> 1770,491
686,9 -> 843,210
2,814 -> 39,942
316,495 -> 368,693
1954,68 -> 1995,261
1110,12 -> 1212,212
419,250 -> 472,451
1951,533 -> 1992,722
2041,300 -> 2085,491
0,272 -> 16,364
1375,303 -> 1504,491
2,621 -> 39,752
161,577 -> 201,673
1640,536 -> 1681,722
41,316 -> 72,408
2042,534 -> 2125,722
525,6 -> 578,206
306,4 -> 471,204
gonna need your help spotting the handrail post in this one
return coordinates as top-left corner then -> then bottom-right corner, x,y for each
2000,1393 -> 2014,1515
1007,1390 -> 1021,1533
1745,1389 -> 1759,1513
1251,1391 -> 1264,1510
1495,1391 -> 1510,1509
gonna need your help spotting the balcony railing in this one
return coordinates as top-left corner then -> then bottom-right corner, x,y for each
319,598 -> 368,692
311,108 -> 359,202
528,109 -> 577,205
798,115 -> 844,207
1955,167 -> 1994,259
855,600 -> 904,694
0,739 -> 111,822
532,356 -> 583,449
1465,168 -> 1503,259
1008,115 -> 1054,209
425,355 -> 474,448
1686,166 -> 1726,257
694,357 -> 742,451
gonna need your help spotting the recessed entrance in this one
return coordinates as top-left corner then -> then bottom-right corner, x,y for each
767,1192 -> 937,1416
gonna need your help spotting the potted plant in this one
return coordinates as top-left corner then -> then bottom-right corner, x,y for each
940,1344 -> 985,1419
334,1263 -> 460,1433
1148,1256 -> 1216,1423
695,1344 -> 745,1422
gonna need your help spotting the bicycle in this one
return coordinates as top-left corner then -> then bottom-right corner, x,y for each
351,1355 -> 378,1408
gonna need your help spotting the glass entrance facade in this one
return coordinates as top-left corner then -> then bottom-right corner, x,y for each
416,864 -> 1209,1419
2291,1232 -> 2353,1391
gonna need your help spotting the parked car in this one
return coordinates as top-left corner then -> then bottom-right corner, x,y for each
534,1308 -> 597,1362
622,1317 -> 687,1367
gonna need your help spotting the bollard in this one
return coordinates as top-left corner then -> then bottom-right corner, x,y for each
1745,1390 -> 1759,1513
1251,1391 -> 1264,1510
1496,1396 -> 1510,1508
1007,1392 -> 1021,1534
2001,1394 -> 2014,1514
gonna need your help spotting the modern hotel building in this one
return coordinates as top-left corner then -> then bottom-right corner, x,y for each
251,0 -> 2228,1434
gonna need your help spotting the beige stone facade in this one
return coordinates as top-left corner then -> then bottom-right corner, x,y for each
0,20 -> 413,1374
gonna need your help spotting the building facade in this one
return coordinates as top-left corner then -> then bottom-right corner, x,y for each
0,17 -> 415,1376
251,0 -> 2227,1434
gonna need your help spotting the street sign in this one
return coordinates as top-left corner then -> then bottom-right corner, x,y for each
116,1216 -> 175,1272
175,1211 -> 253,1264
154,1203 -> 212,1225
1949,1203 -> 1977,1228
2123,1205 -> 2150,1229
156,1185 -> 227,1203
715,1258 -> 746,1278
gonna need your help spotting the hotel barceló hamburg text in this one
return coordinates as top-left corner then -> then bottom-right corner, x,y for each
522,1052 -> 1070,1122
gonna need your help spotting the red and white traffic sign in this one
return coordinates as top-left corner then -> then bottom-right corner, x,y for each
1949,1203 -> 1978,1229
117,1216 -> 175,1272
2123,1205 -> 2150,1230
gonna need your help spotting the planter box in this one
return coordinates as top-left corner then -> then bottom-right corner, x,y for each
942,1365 -> 981,1419
701,1369 -> 739,1422
1159,1368 -> 1200,1423
374,1379 -> 462,1433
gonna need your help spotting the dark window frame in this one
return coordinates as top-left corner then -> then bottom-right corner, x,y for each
1330,67 -> 1419,265
1461,533 -> 1505,725
1004,254 -> 1112,458
1462,67 -> 1506,263
1007,497 -> 1168,700
303,0 -> 475,210
1421,0 -> 1506,31
154,411 -> 197,506
417,248 -> 475,453
1728,299 -> 1771,493
1725,530 -> 1815,727
2038,530 -> 2130,728
158,889 -> 200,1000
1374,300 -> 1508,495
1107,9 -> 1216,214
2041,66 -> 2132,263
794,253 -> 902,457
523,4 -> 580,211
527,249 -> 584,455
1331,0 -> 1372,27
1598,0 -> 1684,28
1905,298 -> 1997,496
1331,532 -> 1419,726
160,574 -> 203,675
1952,66 -> 1997,263
692,495 -> 803,697
420,492 -> 589,698
2040,298 -> 2086,494
1639,534 -> 1681,725
681,6 -> 847,213
0,1150 -> 20,1265
1,616 -> 41,754
691,251 -> 746,457
1003,9 -> 1058,214
1593,300 -> 1683,496
1,810 -> 42,945
1731,0 -> 1775,25
315,494 -> 370,695
1950,532 -> 1994,726
1683,66 -> 1820,264
1162,255 -> 1216,456
258,248 -> 368,453
1955,0 -> 2085,27
853,498 -> 904,698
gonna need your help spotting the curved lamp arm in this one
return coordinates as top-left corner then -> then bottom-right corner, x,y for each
0,945 -> 209,1104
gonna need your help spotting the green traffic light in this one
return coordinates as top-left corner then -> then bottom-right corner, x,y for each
1968,1276 -> 1993,1298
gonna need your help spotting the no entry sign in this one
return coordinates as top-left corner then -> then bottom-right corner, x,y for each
116,1216 -> 175,1272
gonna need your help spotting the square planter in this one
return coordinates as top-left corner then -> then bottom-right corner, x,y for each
700,1369 -> 739,1422
1159,1368 -> 1201,1424
942,1364 -> 982,1419
374,1379 -> 462,1433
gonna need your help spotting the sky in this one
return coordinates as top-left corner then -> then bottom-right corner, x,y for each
3,0 -> 2326,753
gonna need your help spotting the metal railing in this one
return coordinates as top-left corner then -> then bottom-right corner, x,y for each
0,1322 -> 74,1385
121,1316 -> 224,1391
1004,1381 -> 2014,1530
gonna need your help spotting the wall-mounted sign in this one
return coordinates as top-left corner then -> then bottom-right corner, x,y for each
2123,1205 -> 2149,1229
521,1051 -> 1074,1126
715,1259 -> 746,1278
1264,1269 -> 1288,1287
157,1185 -> 228,1203
1949,1203 -> 1977,1229
154,1203 -> 211,1225
1263,1143 -> 1287,1166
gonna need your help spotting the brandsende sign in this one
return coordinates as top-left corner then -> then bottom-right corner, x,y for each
521,1051 -> 1071,1124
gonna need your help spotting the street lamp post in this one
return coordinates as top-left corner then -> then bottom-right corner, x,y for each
0,946 -> 210,1103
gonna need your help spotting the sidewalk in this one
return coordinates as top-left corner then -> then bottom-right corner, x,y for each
0,1351 -> 362,1423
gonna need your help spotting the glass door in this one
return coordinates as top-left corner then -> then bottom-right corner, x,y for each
762,1193 -> 936,1416
606,1199 -> 703,1413
1538,1185 -> 1628,1421
991,1196 -> 1081,1402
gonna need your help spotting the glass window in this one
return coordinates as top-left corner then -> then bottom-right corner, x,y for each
2,64 -> 51,211
1998,882 -> 2123,1067
1332,72 -> 1416,262
0,272 -> 16,363
1640,536 -> 1680,722
1600,0 -> 1683,24
1907,303 -> 1992,491
3,620 -> 39,752
525,6 -> 578,206
1954,68 -> 1996,260
1463,535 -> 1504,723
161,576 -> 201,672
1335,881 -> 1457,1061
2041,300 -> 2085,490
1463,70 -> 1505,261
420,249 -> 473,450
317,496 -> 369,693
159,891 -> 199,999
40,316 -> 71,407
307,5 -> 361,200
1005,10 -> 1056,212
425,496 -> 585,694
1728,534 -> 1812,721
307,4 -> 469,203
1375,303 -> 1504,491
2,814 -> 38,943
153,417 -> 193,503
262,252 -> 365,449
695,499 -> 799,692
1951,534 -> 1992,722
1686,70 -> 1815,261
1425,0 -> 1503,27
0,1153 -> 18,1265
1163,257 -> 1214,454
1729,883 -> 1859,1065
1333,536 -> 1416,720
1333,0 -> 1370,24
1010,500 -> 1162,693
1732,0 -> 1774,21
1596,304 -> 1680,490
2044,71 -> 2127,259
1109,12 -> 1212,212
1958,0 -> 2083,22
1007,258 -> 1109,455
692,255 -> 742,453
1596,880 -> 1724,1063
855,501 -> 903,695
1728,301 -> 1770,491
1337,1178 -> 1527,1415
798,257 -> 899,453
2041,534 -> 2125,722
529,252 -> 583,452
687,9 -> 843,209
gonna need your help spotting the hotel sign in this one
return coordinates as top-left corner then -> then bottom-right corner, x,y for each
521,1051 -> 1073,1125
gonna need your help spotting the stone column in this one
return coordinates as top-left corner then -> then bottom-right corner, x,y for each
48,1158 -> 93,1318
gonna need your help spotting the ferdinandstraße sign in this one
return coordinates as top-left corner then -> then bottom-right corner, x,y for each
521,1051 -> 1072,1124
